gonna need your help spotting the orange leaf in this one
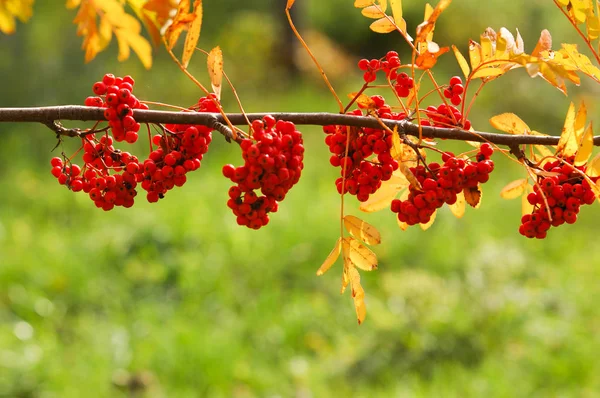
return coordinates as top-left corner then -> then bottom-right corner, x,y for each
500,179 -> 528,199
415,0 -> 452,43
182,0 -> 203,68
531,29 -> 552,57
464,185 -> 482,208
165,0 -> 193,50
316,238 -> 342,276
416,47 -> 449,70
348,92 -> 376,110
343,215 -> 381,245
207,46 -> 223,100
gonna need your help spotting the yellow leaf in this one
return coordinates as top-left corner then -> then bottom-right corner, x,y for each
500,179 -> 528,199
207,46 -> 223,100
348,92 -> 376,109
316,238 -> 342,276
415,0 -> 452,43
369,16 -> 396,33
575,122 -> 594,166
344,237 -> 378,271
389,0 -> 402,29
557,102 -> 579,156
348,266 -> 367,325
400,162 -> 422,191
586,153 -> 600,177
489,113 -> 530,135
128,0 -> 178,46
420,209 -> 437,230
359,175 -> 407,213
464,185 -> 482,208
468,40 -> 481,70
182,0 -> 202,68
471,67 -> 505,79
0,0 -> 33,34
389,126 -> 402,160
480,35 -> 494,60
343,215 -> 381,245
361,5 -> 386,18
354,0 -> 376,7
449,191 -> 465,218
452,45 -> 470,79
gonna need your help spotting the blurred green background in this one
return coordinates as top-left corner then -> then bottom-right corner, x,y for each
2,1 -> 600,397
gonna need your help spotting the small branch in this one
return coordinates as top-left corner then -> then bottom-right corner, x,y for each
1,105 -> 600,148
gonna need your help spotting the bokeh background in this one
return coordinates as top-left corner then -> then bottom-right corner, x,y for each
2,1 -> 600,397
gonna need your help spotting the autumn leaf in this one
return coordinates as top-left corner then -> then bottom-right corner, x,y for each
452,45 -> 470,79
574,122 -> 593,166
343,215 -> 381,245
344,237 -> 378,271
522,184 -> 534,216
500,179 -> 528,199
420,209 -> 437,230
557,102 -> 586,157
207,46 -> 223,100
70,0 -> 152,69
348,92 -> 376,110
164,0 -> 195,50
449,191 -> 465,218
359,172 -> 408,213
415,46 -> 449,70
347,266 -> 366,325
586,153 -> 600,178
316,238 -> 342,276
464,185 -> 482,208
369,16 -> 396,33
489,113 -> 530,135
0,0 -> 34,34
181,0 -> 202,68
128,0 -> 178,46
416,0 -> 452,44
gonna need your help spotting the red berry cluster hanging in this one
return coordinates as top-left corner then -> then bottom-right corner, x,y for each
390,143 -> 495,225
423,103 -> 472,130
222,116 -> 304,229
519,156 -> 599,239
357,51 -> 403,83
323,96 -> 402,202
394,72 -> 414,98
443,76 -> 465,106
51,74 -> 221,210
85,74 -> 147,143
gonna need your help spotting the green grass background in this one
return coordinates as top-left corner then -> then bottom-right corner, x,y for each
1,1 -> 600,397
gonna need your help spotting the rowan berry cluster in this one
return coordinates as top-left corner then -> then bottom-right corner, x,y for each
443,76 -> 465,106
51,74 -> 219,210
85,74 -> 147,143
519,156 -> 599,239
390,143 -> 495,225
323,95 -> 402,202
222,116 -> 304,229
423,103 -> 472,130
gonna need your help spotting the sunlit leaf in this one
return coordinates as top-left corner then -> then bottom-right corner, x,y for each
182,0 -> 202,68
165,0 -> 194,50
369,16 -> 396,33
361,5 -> 386,18
522,185 -> 534,216
348,266 -> 367,325
207,46 -> 223,100
531,29 -> 552,57
464,185 -> 482,208
449,191 -> 465,218
468,40 -> 482,70
354,0 -> 375,7
0,0 -> 33,34
586,153 -> 600,178
500,178 -> 528,199
556,102 -> 576,156
471,67 -> 505,79
452,45 -> 470,79
416,0 -> 452,43
128,0 -> 177,46
348,92 -> 376,109
389,0 -> 402,29
574,122 -> 593,166
344,237 -> 378,271
416,47 -> 449,69
316,238 -> 342,276
359,174 -> 408,212
489,113 -> 530,135
343,215 -> 382,245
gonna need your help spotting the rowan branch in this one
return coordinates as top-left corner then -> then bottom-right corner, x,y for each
0,105 -> 597,147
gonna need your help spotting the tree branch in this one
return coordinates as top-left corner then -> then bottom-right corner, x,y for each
0,105 -> 594,147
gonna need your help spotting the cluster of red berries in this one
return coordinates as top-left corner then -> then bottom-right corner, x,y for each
52,74 -> 220,210
390,143 -> 495,225
323,95 -> 402,202
443,76 -> 465,106
358,51 -> 402,82
51,136 -> 140,210
423,103 -> 472,130
394,72 -> 414,98
519,157 -> 599,239
84,74 -> 147,143
222,116 -> 304,229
